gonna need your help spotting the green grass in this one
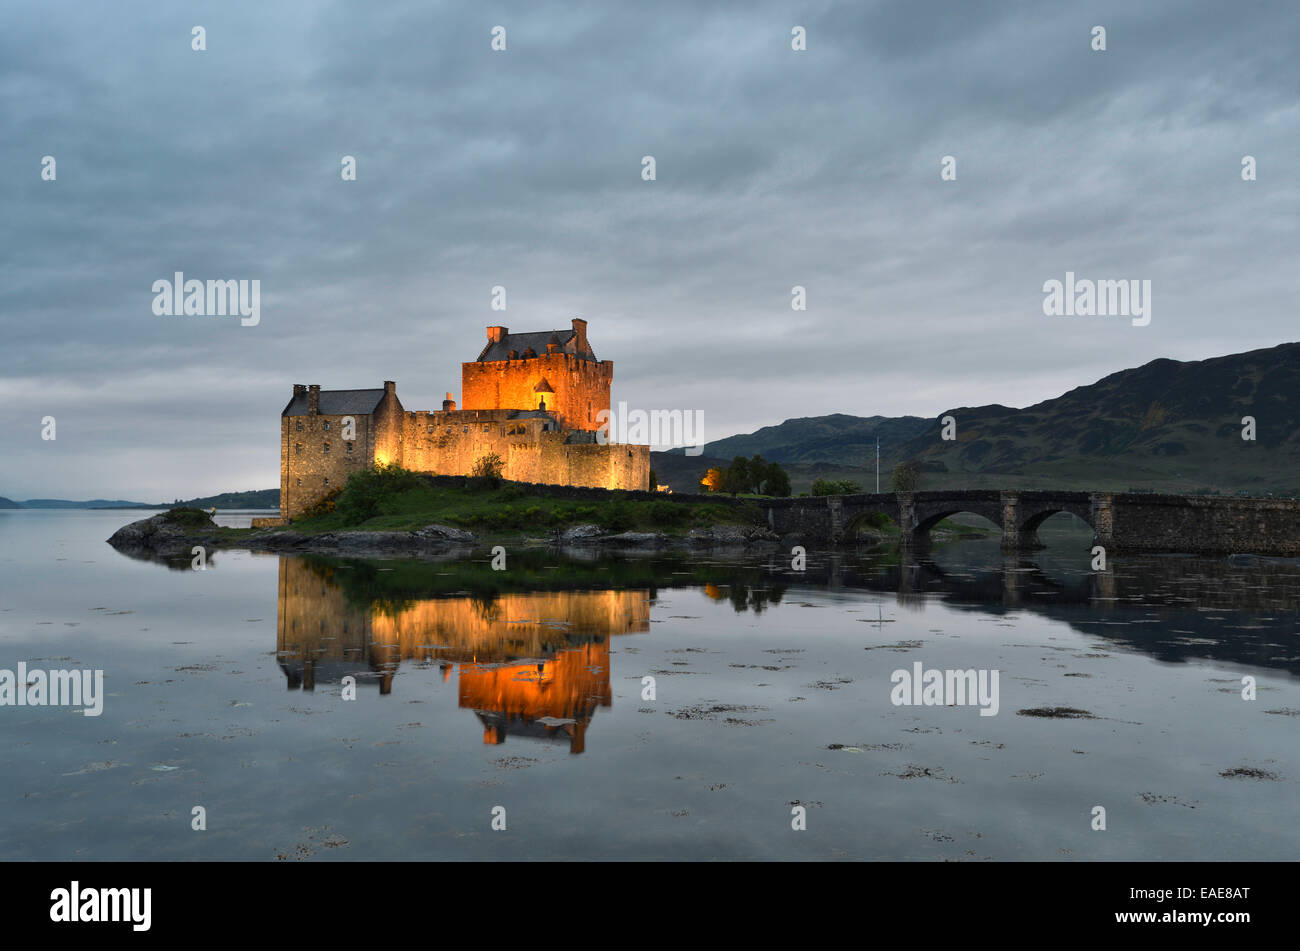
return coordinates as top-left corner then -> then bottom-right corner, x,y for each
286,479 -> 759,536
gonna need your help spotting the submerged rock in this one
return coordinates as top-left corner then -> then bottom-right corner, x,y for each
605,531 -> 667,547
414,524 -> 476,543
687,525 -> 779,547
554,524 -> 607,544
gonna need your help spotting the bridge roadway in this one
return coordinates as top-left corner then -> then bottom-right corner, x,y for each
758,490 -> 1300,556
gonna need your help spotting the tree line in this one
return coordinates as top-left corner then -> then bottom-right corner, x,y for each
700,456 -> 924,497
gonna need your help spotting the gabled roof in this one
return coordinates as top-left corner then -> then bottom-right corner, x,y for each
282,388 -> 387,417
533,377 -> 555,393
477,329 -> 596,363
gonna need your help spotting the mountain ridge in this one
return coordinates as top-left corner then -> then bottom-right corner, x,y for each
653,342 -> 1300,494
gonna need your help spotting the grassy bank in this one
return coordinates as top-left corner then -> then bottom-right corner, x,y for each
287,473 -> 760,537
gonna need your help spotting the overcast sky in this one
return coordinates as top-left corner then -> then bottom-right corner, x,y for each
2,0 -> 1297,500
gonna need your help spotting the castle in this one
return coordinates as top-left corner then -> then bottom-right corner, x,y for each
272,318 -> 650,520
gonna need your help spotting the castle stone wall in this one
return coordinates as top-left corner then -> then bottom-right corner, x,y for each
281,411 -> 376,517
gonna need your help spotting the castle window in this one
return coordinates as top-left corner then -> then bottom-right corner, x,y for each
324,477 -> 329,486
296,420 -> 303,431
323,442 -> 330,453
346,442 -> 353,453
462,427 -> 468,434
483,425 -> 490,433
323,421 -> 330,431
295,442 -> 302,453
296,478 -> 301,486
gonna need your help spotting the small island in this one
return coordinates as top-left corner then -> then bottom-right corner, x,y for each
107,465 -> 781,558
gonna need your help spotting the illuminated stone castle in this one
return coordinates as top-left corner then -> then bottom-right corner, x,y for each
276,318 -> 650,518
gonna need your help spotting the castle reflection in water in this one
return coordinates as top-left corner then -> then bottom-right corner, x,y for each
275,558 -> 651,753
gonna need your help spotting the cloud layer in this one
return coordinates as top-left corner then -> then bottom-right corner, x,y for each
3,0 -> 1297,498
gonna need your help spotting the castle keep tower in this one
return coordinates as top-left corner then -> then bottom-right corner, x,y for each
460,318 -> 611,430
271,318 -> 649,520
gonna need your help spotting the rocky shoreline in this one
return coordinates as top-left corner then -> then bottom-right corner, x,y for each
106,513 -> 780,558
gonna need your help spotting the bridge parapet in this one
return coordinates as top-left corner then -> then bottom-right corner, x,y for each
757,489 -> 1300,556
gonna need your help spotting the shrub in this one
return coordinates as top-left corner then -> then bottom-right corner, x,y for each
162,507 -> 213,528
811,478 -> 863,496
300,488 -> 342,519
335,463 -> 424,523
598,503 -> 634,532
469,452 -> 505,490
649,500 -> 687,525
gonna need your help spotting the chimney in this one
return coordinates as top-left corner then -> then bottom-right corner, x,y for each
508,349 -> 517,360
383,380 -> 396,396
293,384 -> 306,397
487,326 -> 507,343
546,332 -> 561,354
308,385 -> 320,415
571,317 -> 588,353
442,391 -> 456,412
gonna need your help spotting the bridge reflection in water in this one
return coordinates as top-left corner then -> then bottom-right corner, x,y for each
275,558 -> 650,753
272,542 -> 1300,756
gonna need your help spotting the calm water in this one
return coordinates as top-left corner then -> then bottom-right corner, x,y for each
0,509 -> 1295,861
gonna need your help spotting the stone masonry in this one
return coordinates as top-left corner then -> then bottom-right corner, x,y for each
272,319 -> 650,519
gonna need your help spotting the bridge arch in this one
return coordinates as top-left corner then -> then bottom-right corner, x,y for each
1013,498 -> 1095,550
907,496 -> 1004,549
841,505 -> 899,544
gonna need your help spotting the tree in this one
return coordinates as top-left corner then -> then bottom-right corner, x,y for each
763,462 -> 792,497
648,467 -> 658,491
722,456 -> 751,495
891,459 -> 922,493
700,467 -> 724,492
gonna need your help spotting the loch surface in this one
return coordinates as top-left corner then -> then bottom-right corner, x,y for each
1,510 -> 1296,860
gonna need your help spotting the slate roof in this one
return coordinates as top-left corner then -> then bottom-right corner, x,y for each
507,410 -> 556,420
477,329 -> 596,363
282,389 -> 387,417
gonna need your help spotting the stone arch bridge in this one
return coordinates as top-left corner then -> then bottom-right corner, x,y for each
758,490 -> 1300,556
